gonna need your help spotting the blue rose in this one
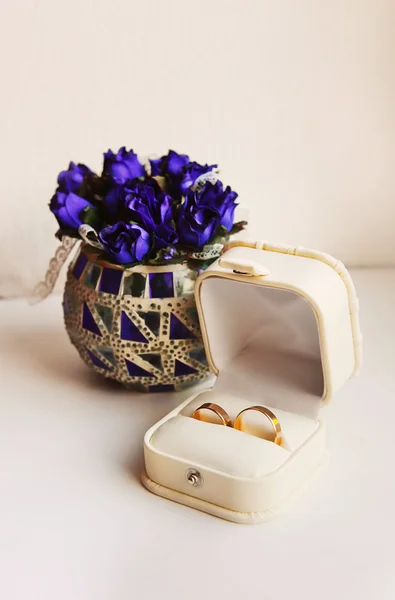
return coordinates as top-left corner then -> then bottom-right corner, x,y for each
150,150 -> 189,178
178,161 -> 218,196
189,181 -> 238,231
102,182 -> 126,221
177,196 -> 220,248
125,179 -> 178,250
103,147 -> 145,184
50,191 -> 94,232
57,162 -> 93,193
99,222 -> 150,265
150,150 -> 217,199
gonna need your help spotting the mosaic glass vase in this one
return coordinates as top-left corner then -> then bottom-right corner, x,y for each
63,245 -> 211,392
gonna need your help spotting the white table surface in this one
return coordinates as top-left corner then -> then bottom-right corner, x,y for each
0,268 -> 394,600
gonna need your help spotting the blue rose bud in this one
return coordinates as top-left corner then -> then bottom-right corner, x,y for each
178,161 -> 218,197
125,179 -> 178,250
98,222 -> 151,265
57,162 -> 93,193
103,147 -> 145,184
50,190 -> 95,232
177,197 -> 220,248
189,181 -> 238,231
150,150 -> 189,178
150,150 -> 217,199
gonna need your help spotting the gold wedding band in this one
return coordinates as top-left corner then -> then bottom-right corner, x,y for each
234,406 -> 282,445
192,403 -> 232,427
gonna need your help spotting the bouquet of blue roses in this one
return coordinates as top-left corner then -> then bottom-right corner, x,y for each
50,148 -> 246,266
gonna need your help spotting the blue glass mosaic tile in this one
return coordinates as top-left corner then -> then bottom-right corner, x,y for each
84,264 -> 101,289
148,384 -> 175,392
94,304 -> 114,333
97,347 -> 117,367
99,267 -> 123,295
138,311 -> 161,337
169,313 -> 196,340
123,272 -> 147,297
149,272 -> 174,298
189,347 -> 208,366
174,359 -> 198,377
125,358 -> 155,378
174,270 -> 196,297
121,311 -> 148,343
87,349 -> 111,370
139,353 -> 163,371
82,303 -> 102,336
72,254 -> 88,280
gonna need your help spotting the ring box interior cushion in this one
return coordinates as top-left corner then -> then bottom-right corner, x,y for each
142,242 -> 361,523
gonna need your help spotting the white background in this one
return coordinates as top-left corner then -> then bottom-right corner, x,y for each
0,4 -> 394,598
0,0 -> 394,296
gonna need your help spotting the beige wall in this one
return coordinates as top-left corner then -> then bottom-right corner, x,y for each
0,0 -> 394,296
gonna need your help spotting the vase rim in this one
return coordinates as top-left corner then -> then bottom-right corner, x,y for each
80,244 -> 198,274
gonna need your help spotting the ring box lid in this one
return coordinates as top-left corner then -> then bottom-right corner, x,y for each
195,241 -> 362,419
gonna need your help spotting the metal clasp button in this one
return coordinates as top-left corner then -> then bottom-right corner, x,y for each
186,468 -> 203,487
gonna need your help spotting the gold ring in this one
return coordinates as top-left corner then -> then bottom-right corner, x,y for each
234,406 -> 282,444
192,403 -> 232,427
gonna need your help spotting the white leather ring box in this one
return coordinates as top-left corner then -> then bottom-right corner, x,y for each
142,240 -> 362,523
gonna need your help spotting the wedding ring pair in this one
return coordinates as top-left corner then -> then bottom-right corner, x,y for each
192,402 -> 282,445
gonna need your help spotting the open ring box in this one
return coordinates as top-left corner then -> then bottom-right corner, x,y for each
142,240 -> 362,523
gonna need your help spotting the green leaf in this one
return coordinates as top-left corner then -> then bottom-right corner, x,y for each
145,246 -> 188,266
210,228 -> 230,245
151,175 -> 168,193
186,257 -> 217,271
216,225 -> 228,238
82,205 -> 101,230
229,220 -> 248,236
78,178 -> 93,200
